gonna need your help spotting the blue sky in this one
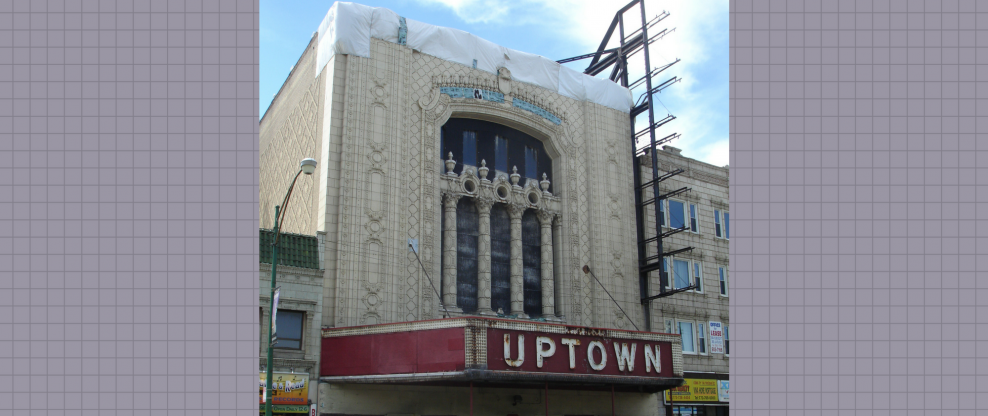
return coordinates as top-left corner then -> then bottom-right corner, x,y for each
261,0 -> 729,166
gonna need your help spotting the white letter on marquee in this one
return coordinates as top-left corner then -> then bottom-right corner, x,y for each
504,333 -> 525,367
536,336 -> 556,368
587,341 -> 607,371
644,344 -> 661,373
613,342 -> 636,372
560,338 -> 580,369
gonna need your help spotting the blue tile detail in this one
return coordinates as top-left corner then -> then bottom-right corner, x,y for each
398,17 -> 407,46
512,98 -> 562,125
440,87 -> 505,103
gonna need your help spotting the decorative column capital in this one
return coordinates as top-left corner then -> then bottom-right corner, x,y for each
536,210 -> 556,226
507,203 -> 526,220
442,192 -> 462,208
475,197 -> 495,215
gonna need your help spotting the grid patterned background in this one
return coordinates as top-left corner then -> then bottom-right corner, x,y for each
0,0 -> 259,414
731,0 -> 985,414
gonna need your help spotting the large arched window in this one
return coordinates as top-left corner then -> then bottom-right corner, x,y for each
441,118 -> 553,192
456,198 -> 479,313
490,203 -> 512,314
521,210 -> 542,317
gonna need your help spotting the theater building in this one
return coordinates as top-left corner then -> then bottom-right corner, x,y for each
259,2 -> 727,415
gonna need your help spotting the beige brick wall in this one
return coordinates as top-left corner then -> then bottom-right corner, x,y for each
303,38 -> 646,331
640,147 -> 730,375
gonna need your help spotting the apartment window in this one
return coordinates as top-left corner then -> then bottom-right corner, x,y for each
677,321 -> 696,354
273,310 -> 304,350
714,209 -> 729,239
658,200 -> 665,227
673,259 -> 691,290
698,322 -> 708,355
462,131 -> 477,167
725,325 -> 730,355
689,203 -> 698,233
494,135 -> 508,172
714,209 -> 722,238
668,200 -> 686,229
724,212 -> 730,239
719,267 -> 728,296
693,262 -> 703,293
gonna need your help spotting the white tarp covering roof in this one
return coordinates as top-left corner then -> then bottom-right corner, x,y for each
314,2 -> 634,113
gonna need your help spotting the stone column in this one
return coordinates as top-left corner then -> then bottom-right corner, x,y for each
442,193 -> 461,310
537,210 -> 556,318
475,197 -> 495,315
508,204 -> 526,317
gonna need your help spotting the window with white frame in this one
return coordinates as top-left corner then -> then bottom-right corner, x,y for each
698,322 -> 708,355
666,258 -> 702,292
714,209 -> 729,239
689,203 -> 699,233
677,320 -> 696,354
719,266 -> 728,296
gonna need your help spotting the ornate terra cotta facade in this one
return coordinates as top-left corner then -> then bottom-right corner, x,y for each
260,3 -> 687,415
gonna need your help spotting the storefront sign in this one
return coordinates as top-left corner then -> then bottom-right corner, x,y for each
665,378 -> 721,402
708,322 -> 724,354
258,404 -> 310,413
259,372 -> 309,406
487,329 -> 674,377
717,380 -> 729,402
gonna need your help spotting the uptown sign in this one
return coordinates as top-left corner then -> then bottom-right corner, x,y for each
487,329 -> 674,377
320,317 -> 683,390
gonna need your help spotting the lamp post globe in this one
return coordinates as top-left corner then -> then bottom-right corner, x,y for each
301,158 -> 317,175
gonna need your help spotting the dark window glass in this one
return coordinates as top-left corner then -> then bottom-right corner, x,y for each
441,118 -> 552,192
490,204 -> 512,314
521,210 -> 542,317
273,310 -> 304,350
462,131 -> 477,167
456,198 -> 479,313
694,262 -> 702,292
725,326 -> 730,355
495,135 -> 508,173
669,200 -> 685,229
714,210 -> 722,237
719,267 -> 727,296
689,204 -> 698,232
524,146 -> 538,181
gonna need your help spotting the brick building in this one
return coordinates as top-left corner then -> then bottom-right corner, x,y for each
259,2 -> 726,415
642,147 -> 730,416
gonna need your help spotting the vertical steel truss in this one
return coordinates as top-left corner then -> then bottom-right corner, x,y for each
557,0 -> 693,332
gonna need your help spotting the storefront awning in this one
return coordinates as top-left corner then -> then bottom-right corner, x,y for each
320,317 -> 686,393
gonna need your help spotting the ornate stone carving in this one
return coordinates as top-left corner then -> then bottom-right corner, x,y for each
508,203 -> 526,317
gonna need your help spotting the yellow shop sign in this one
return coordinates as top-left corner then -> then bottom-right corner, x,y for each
259,372 -> 309,406
665,378 -> 721,402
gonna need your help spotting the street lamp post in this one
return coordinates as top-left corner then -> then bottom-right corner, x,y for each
265,158 -> 317,416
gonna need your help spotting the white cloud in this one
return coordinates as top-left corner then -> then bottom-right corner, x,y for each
410,0 -> 729,166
